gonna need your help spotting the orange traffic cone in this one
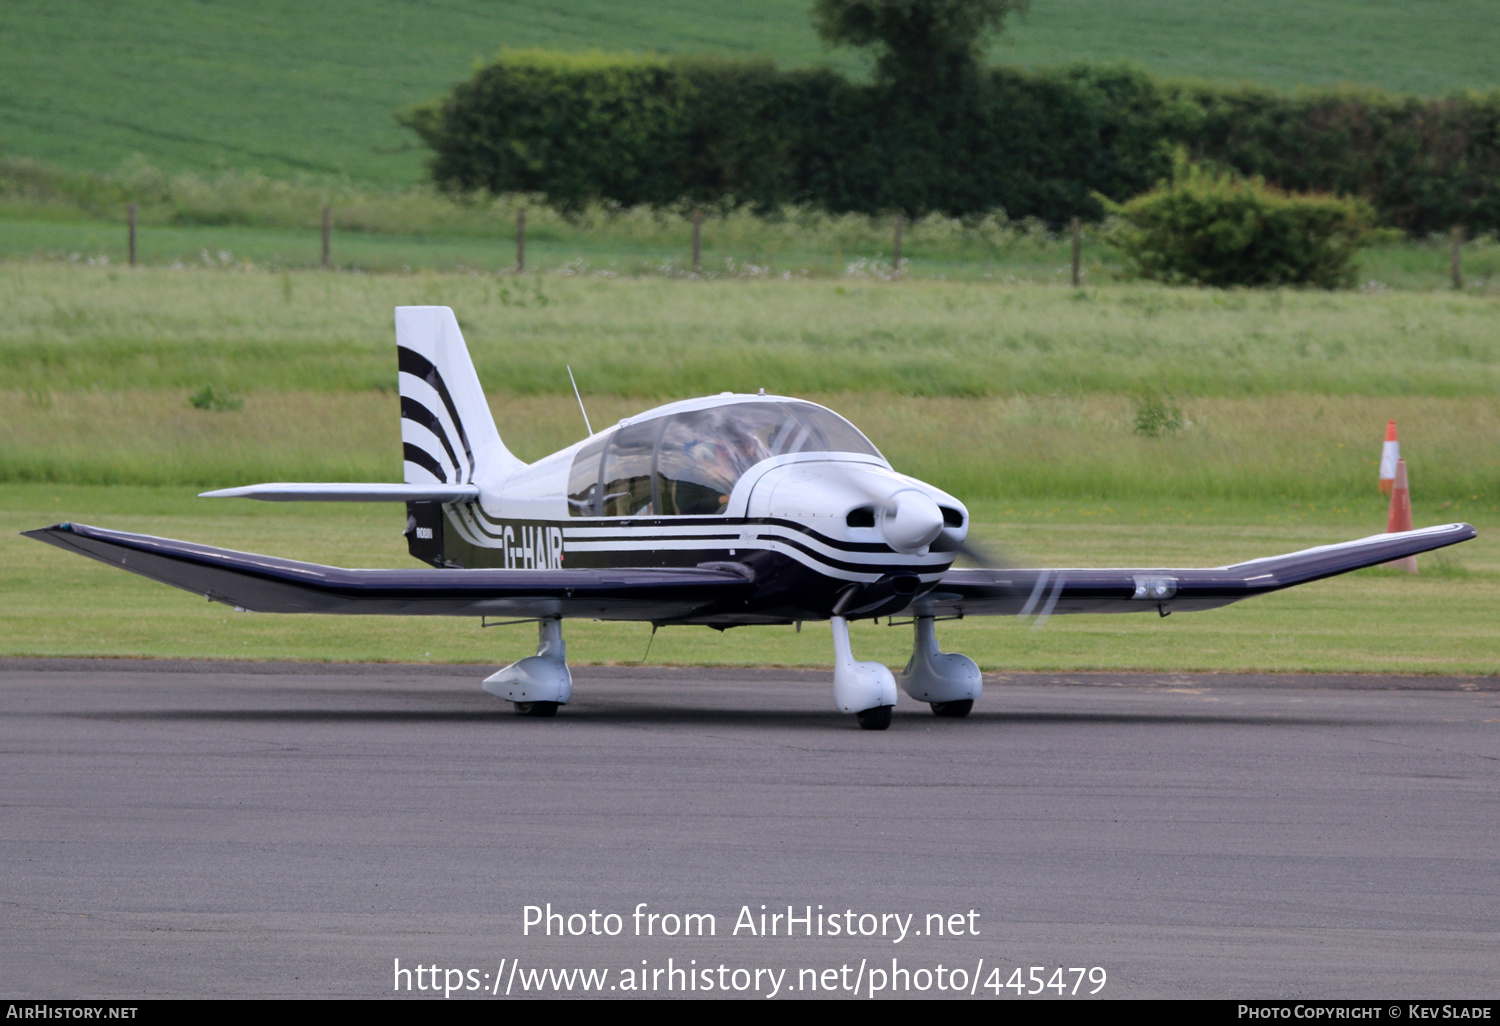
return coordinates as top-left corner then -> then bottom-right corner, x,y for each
1378,420 -> 1399,493
1384,458 -> 1417,573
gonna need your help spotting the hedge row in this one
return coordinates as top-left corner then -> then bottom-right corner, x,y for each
403,51 -> 1500,234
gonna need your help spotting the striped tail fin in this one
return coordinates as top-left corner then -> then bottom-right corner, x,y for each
395,306 -> 523,492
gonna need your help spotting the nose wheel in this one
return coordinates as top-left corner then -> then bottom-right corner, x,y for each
830,615 -> 899,729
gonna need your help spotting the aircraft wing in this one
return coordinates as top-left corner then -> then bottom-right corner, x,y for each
913,522 -> 1477,618
22,523 -> 756,621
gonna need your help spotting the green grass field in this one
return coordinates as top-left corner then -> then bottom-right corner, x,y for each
3,2 -> 1498,186
1,265 -> 1494,671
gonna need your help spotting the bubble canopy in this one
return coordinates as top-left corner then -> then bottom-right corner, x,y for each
567,399 -> 883,517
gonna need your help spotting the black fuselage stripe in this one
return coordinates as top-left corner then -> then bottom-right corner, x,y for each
471,504 -> 895,555
403,443 -> 448,484
398,346 -> 474,482
400,396 -> 461,478
450,503 -> 507,542
446,511 -> 933,577
754,533 -> 934,576
566,534 -> 742,544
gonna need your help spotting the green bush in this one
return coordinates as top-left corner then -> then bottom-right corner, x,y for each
188,385 -> 243,412
1131,391 -> 1184,436
1104,160 -> 1376,288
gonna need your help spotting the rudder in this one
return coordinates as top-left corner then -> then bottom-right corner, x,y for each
395,306 -> 522,491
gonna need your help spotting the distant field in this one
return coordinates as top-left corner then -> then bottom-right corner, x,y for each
3,1 -> 1498,185
3,485 -> 1493,673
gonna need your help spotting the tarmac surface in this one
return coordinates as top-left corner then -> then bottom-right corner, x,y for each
2,658 -> 1497,1000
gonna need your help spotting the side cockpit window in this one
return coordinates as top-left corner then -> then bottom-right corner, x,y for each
566,422 -> 662,518
567,401 -> 882,518
566,435 -> 607,516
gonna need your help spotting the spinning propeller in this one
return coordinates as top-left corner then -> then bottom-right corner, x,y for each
831,467 -> 1066,626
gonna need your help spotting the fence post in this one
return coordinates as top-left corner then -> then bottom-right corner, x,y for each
692,209 -> 703,275
516,207 -> 526,272
1071,216 -> 1082,286
1451,226 -> 1463,290
128,203 -> 137,267
892,213 -> 904,277
321,204 -> 331,269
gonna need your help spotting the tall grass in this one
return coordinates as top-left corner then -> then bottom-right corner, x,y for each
5,389 -> 1496,506
2,265 -> 1497,397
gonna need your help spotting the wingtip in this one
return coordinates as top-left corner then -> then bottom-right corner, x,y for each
20,522 -> 72,540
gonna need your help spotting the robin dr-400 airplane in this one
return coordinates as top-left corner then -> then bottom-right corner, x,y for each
27,307 -> 1477,729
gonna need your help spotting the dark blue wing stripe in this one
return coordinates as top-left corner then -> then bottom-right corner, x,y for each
397,345 -> 475,482
921,524 -> 1478,616
23,524 -> 756,619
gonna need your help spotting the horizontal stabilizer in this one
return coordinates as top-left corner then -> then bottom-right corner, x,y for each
199,483 -> 480,502
23,522 -> 755,621
918,522 -> 1477,618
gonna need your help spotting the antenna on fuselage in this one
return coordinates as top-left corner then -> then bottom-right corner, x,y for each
567,365 -> 593,436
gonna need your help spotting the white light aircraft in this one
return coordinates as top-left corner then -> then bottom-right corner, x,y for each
27,307 -> 1477,729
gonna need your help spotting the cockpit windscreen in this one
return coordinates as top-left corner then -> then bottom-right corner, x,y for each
567,401 -> 882,517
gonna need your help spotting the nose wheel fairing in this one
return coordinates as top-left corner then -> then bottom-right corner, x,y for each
830,615 -> 898,730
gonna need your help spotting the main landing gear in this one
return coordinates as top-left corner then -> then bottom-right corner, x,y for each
898,616 -> 981,720
832,615 -> 981,729
482,618 -> 572,716
482,615 -> 980,730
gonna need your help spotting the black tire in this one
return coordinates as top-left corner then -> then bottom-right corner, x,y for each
514,701 -> 559,718
930,699 -> 974,718
855,705 -> 893,730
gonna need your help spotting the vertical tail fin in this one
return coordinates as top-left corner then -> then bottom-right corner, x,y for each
395,307 -> 523,491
